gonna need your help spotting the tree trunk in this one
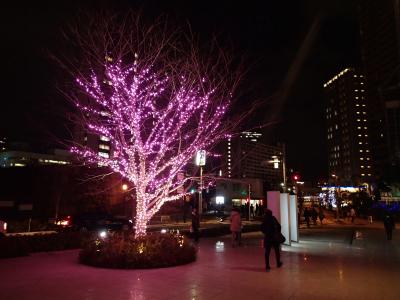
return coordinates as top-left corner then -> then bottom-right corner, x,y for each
134,194 -> 148,238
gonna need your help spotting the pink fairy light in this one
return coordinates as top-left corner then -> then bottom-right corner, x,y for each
72,59 -> 231,238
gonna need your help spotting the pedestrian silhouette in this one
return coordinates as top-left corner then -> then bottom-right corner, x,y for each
383,214 -> 395,240
318,208 -> 325,225
191,208 -> 200,242
230,207 -> 242,247
260,209 -> 283,271
311,207 -> 318,225
350,207 -> 356,223
304,207 -> 310,228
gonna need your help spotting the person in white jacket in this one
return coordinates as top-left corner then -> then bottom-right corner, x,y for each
230,207 -> 242,247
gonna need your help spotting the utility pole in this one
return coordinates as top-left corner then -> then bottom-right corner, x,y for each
282,144 -> 287,193
248,183 -> 251,221
199,166 -> 203,215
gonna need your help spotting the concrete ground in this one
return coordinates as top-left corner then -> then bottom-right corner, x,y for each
0,222 -> 399,300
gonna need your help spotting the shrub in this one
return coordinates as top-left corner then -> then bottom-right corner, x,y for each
79,232 -> 196,269
0,232 -> 89,259
0,236 -> 30,258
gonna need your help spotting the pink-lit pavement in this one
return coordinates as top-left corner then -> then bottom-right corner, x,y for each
0,225 -> 399,300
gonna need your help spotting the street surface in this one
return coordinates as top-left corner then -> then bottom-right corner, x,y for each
0,219 -> 399,300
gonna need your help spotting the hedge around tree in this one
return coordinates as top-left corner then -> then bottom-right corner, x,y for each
79,232 -> 196,269
0,231 -> 89,259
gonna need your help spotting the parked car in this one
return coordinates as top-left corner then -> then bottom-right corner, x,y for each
0,219 -> 7,237
54,213 -> 133,232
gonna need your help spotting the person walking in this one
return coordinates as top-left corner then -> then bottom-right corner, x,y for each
311,207 -> 318,225
350,207 -> 356,223
250,204 -> 255,219
304,207 -> 310,228
318,208 -> 325,225
261,209 -> 283,271
230,207 -> 242,247
191,208 -> 200,243
383,214 -> 395,240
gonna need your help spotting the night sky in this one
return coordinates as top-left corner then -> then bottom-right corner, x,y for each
1,0 -> 361,181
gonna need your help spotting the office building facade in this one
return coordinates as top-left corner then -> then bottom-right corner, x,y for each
358,0 -> 400,174
324,68 -> 373,184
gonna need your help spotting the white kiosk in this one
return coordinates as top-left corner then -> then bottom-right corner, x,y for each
266,191 -> 298,245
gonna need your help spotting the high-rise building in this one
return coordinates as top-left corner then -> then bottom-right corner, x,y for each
358,0 -> 400,175
324,68 -> 373,184
224,131 -> 284,189
0,137 -> 6,152
74,128 -> 112,161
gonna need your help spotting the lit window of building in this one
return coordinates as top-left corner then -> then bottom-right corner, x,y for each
98,152 -> 109,158
100,136 -> 110,142
99,144 -> 110,150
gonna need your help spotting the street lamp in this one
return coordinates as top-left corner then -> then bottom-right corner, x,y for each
121,183 -> 129,218
269,152 -> 287,192
195,150 -> 206,215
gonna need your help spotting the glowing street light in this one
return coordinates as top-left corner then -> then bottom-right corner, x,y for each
195,150 -> 206,215
122,184 -> 128,191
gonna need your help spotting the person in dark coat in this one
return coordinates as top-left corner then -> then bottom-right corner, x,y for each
250,204 -> 255,218
261,209 -> 283,271
304,207 -> 310,228
318,208 -> 325,225
383,214 -> 395,240
191,208 -> 200,242
311,207 -> 318,225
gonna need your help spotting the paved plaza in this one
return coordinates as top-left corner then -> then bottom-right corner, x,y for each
0,224 -> 399,300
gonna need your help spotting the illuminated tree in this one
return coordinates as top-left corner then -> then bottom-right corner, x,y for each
60,12 -> 243,237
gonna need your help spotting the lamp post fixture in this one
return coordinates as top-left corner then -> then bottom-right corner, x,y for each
121,183 -> 130,218
270,149 -> 287,192
248,183 -> 251,221
195,150 -> 206,215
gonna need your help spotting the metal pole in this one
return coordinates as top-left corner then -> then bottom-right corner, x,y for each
248,183 -> 251,221
199,166 -> 203,215
282,144 -> 287,192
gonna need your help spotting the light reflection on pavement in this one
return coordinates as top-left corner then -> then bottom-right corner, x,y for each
0,227 -> 399,300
